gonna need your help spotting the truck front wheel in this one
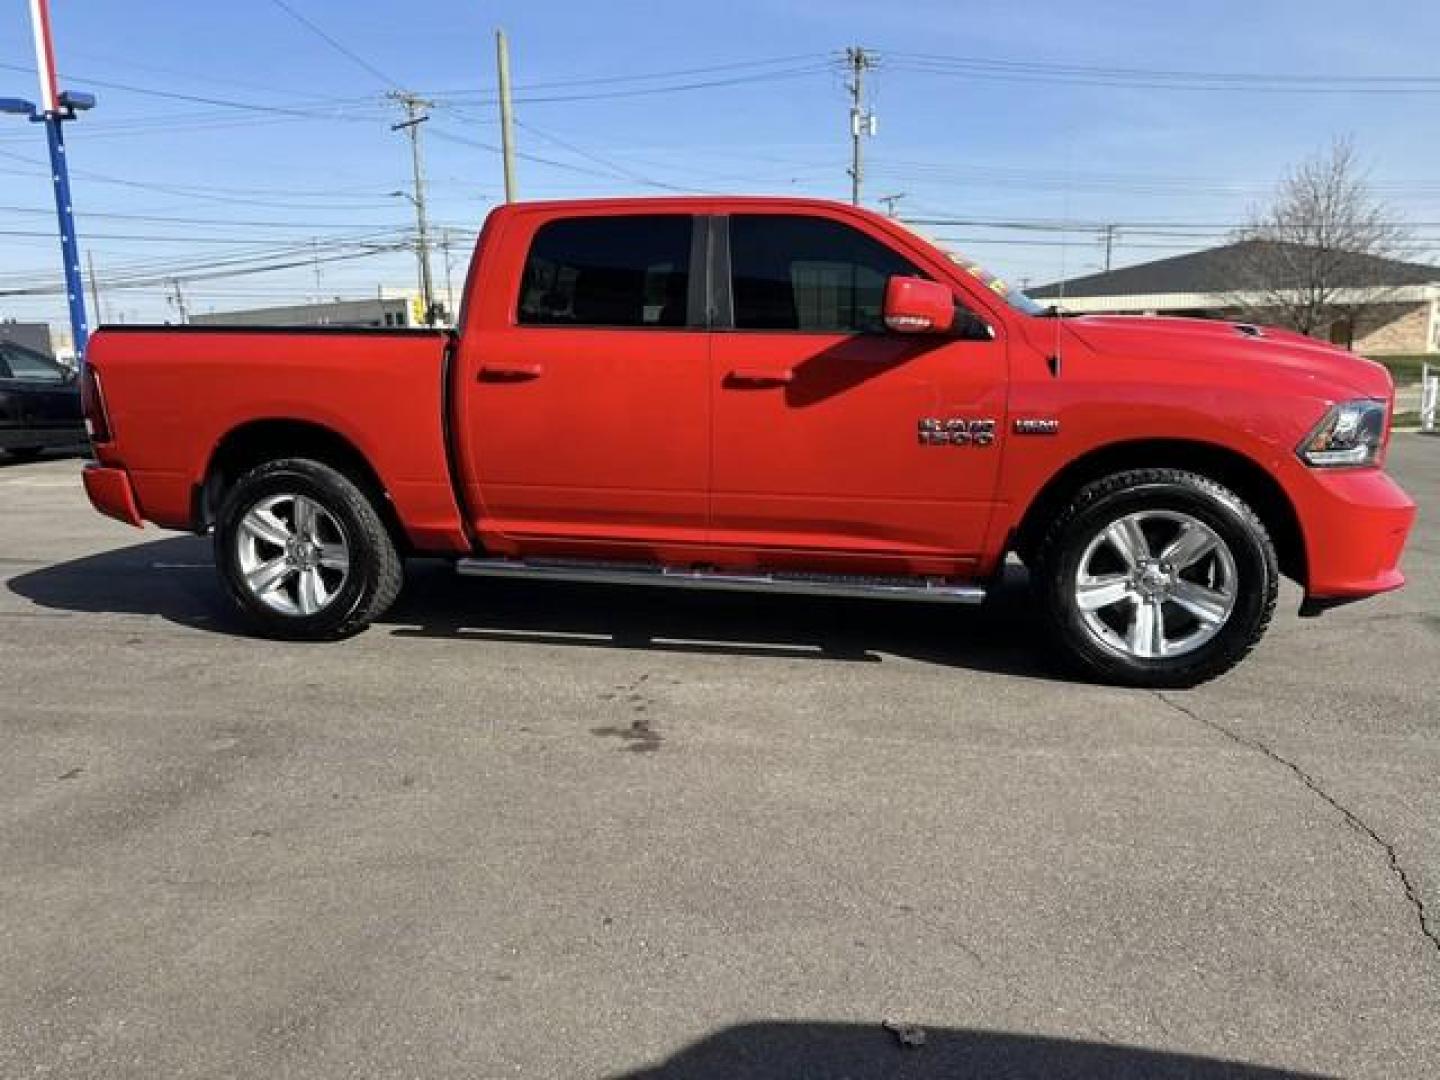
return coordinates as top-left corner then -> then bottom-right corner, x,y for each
214,458 -> 402,640
1035,468 -> 1278,687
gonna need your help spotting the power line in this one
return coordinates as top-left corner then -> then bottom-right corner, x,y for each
887,52 -> 1440,94
903,215 -> 1440,233
0,204 -> 411,229
427,123 -> 648,184
423,53 -> 827,96
0,148 -> 405,210
0,59 -> 381,117
0,245 -> 408,297
0,227 -> 409,246
266,0 -> 402,90
893,51 -> 1440,86
0,226 -> 405,269
52,46 -> 361,100
514,120 -> 696,193
431,63 -> 833,107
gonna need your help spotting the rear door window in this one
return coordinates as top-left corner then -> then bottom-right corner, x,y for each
517,215 -> 695,328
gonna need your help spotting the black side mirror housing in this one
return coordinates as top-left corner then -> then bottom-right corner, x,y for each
952,306 -> 994,342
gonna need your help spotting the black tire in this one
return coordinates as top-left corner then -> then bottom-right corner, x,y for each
4,447 -> 44,463
1035,468 -> 1278,688
214,458 -> 402,641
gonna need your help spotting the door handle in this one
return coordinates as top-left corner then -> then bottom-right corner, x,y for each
479,362 -> 543,382
726,368 -> 793,388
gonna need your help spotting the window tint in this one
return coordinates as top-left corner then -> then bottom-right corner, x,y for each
729,215 -> 922,333
0,345 -> 65,383
518,215 -> 693,328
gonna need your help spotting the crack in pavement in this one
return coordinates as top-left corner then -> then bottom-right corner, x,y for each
1156,690 -> 1440,963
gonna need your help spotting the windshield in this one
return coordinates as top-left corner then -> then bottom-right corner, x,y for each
946,254 -> 1048,317
893,220 -> 1048,317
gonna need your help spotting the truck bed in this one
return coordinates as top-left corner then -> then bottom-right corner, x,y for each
85,325 -> 470,553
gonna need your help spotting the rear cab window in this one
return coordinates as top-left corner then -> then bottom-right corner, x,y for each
517,215 -> 697,329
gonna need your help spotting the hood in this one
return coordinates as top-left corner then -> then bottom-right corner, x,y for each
1055,315 -> 1394,402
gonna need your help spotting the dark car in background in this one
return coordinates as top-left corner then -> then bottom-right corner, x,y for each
0,341 -> 85,462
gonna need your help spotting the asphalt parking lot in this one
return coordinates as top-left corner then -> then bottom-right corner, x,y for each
1,440 -> 1436,1079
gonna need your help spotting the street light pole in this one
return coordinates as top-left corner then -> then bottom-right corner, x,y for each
7,0 -> 95,367
41,112 -> 87,357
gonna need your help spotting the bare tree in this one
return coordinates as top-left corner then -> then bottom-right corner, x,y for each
1227,138 -> 1411,346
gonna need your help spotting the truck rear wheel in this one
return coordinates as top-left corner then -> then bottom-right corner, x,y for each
1035,468 -> 1278,687
214,458 -> 402,640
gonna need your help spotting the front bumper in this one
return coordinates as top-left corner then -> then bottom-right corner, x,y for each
1293,465 -> 1415,602
82,464 -> 144,528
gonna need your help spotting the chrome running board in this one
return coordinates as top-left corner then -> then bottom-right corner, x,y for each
456,557 -> 986,605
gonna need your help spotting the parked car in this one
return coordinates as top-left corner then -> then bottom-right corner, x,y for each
0,341 -> 84,462
78,197 -> 1415,686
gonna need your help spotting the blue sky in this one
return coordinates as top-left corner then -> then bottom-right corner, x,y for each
2,0 -> 1437,329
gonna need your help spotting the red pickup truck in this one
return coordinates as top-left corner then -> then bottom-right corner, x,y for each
80,196 -> 1415,686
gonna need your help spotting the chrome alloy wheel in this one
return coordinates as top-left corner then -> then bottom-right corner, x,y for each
234,493 -> 350,616
1074,510 -> 1238,660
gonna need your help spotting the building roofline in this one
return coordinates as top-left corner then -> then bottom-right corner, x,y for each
1048,284 -> 1440,313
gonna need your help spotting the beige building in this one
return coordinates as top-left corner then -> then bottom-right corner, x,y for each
1031,242 -> 1440,356
192,297 -> 419,330
190,287 -> 462,330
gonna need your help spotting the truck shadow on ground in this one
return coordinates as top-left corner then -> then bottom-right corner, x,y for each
9,535 -> 1068,681
607,1021 -> 1326,1079
0,446 -> 86,467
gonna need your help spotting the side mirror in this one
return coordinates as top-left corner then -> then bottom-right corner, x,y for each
883,276 -> 955,334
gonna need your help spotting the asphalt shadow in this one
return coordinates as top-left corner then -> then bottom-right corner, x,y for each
0,446 -> 87,468
607,1021 -> 1329,1079
8,535 -> 1068,681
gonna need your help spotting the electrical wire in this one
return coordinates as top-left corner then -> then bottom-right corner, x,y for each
266,0 -> 402,90
432,63 -> 833,108
886,52 -> 1440,94
0,59 -> 382,117
0,245 -> 408,297
422,53 -> 828,97
509,119 -> 698,193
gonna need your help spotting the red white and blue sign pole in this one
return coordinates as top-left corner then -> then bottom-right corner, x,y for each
28,0 -> 91,366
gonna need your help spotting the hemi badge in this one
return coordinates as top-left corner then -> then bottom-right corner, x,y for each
1014,418 -> 1060,435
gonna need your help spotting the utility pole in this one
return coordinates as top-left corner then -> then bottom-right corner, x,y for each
1102,224 -> 1117,272
167,278 -> 189,324
845,47 -> 876,207
440,229 -> 457,323
496,29 -> 517,203
878,193 -> 906,218
389,91 -> 438,325
85,250 -> 103,325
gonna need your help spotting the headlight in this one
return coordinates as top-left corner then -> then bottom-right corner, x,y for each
1297,399 -> 1388,468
